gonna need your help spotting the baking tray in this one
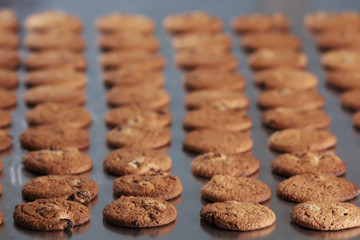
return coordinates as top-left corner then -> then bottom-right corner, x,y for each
1,0 -> 360,239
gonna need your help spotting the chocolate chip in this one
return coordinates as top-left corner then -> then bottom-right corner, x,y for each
60,218 -> 74,228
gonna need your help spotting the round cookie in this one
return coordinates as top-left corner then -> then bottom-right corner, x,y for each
103,196 -> 177,228
183,129 -> 253,154
231,13 -> 290,34
172,33 -> 231,52
261,108 -> 330,130
0,68 -> 18,89
184,69 -> 246,92
185,90 -> 249,110
25,103 -> 91,128
95,13 -> 155,35
0,9 -> 18,32
242,32 -> 301,51
201,175 -> 271,203
257,89 -> 324,110
99,34 -> 159,53
0,210 -> 3,225
0,32 -> 19,49
0,89 -> 16,109
322,50 -> 360,71
113,171 -> 182,200
341,90 -> 360,111
22,175 -> 98,203
326,70 -> 360,91
103,68 -> 164,88
249,49 -> 307,70
276,173 -> 359,202
0,49 -> 19,69
23,86 -> 86,107
0,110 -> 11,128
22,148 -> 93,175
25,51 -> 86,71
20,125 -> 90,150
272,151 -> 347,177
13,198 -> 90,231
106,125 -> 171,149
183,108 -> 251,132
353,111 -> 360,129
200,201 -> 276,231
0,130 -> 12,152
106,86 -> 170,110
254,68 -> 318,90
268,128 -> 337,153
105,106 -> 171,128
163,11 -> 223,35
191,152 -> 260,178
103,147 -> 172,176
25,10 -> 83,33
291,202 -> 360,231
25,68 -> 87,89
315,30 -> 360,50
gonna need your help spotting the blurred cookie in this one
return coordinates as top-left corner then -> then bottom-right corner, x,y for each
242,32 -> 301,51
0,130 -> 12,152
353,111 -> 360,129
340,90 -> 360,111
0,9 -> 18,32
0,49 -> 19,69
0,88 -> 17,109
0,210 -> 3,225
326,70 -> 360,91
315,30 -> 360,50
322,49 -> 360,71
0,110 -> 11,128
0,69 -> 18,89
172,33 -> 231,52
0,32 -> 18,49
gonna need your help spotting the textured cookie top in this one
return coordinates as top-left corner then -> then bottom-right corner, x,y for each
164,11 -> 223,34
0,88 -> 17,109
315,30 -> 360,50
183,129 -> 253,154
103,196 -> 177,228
341,90 -> 360,111
0,48 -> 20,69
0,130 -> 12,152
201,175 -> 271,203
22,148 -> 93,175
322,50 -> 360,71
172,33 -> 231,52
22,175 -> 98,203
277,173 -> 359,202
0,9 -> 18,32
268,128 -> 337,152
272,151 -> 346,177
201,201 -> 276,231
113,171 -> 182,200
242,32 -> 301,51
20,125 -> 90,150
326,70 -> 360,91
0,68 -> 18,89
103,147 -> 172,176
0,110 -> 11,128
257,89 -> 324,110
13,198 -> 90,231
191,152 -> 260,178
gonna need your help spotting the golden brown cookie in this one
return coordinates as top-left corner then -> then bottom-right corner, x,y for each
0,110 -> 11,128
0,32 -> 19,49
315,30 -> 360,50
191,152 -> 260,178
0,9 -> 18,32
268,128 -> 337,153
0,88 -> 17,109
0,68 -> 18,89
103,147 -> 172,176
272,151 -> 347,177
353,111 -> 360,129
326,70 -> 360,91
340,90 -> 360,111
0,130 -> 12,152
242,32 -> 301,51
172,33 -> 231,52
277,173 -> 358,202
322,49 -> 360,71
0,210 -> 3,225
0,49 -> 19,69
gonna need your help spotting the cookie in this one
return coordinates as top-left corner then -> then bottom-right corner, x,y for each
276,173 -> 359,202
25,51 -> 86,71
25,32 -> 86,52
100,51 -> 165,71
322,49 -> 360,71
103,68 -> 164,88
315,30 -> 360,50
183,107 -> 251,132
0,88 -> 17,109
103,147 -> 172,176
163,11 -> 223,35
103,196 -> 176,228
272,151 -> 347,177
200,201 -> 276,231
25,103 -> 91,128
0,9 -> 18,32
113,171 -> 182,200
172,33 -> 231,52
340,90 -> 360,111
106,86 -> 170,110
25,68 -> 87,89
0,210 -> 3,225
98,33 -> 159,53
95,13 -> 155,35
231,13 -> 290,34
191,152 -> 260,178
185,90 -> 249,110
183,129 -> 253,154
20,125 -> 90,150
326,70 -> 360,91
0,49 -> 19,69
254,68 -> 318,90
106,125 -> 171,149
22,148 -> 92,175
261,108 -> 330,130
242,32 -> 301,51
25,10 -> 83,33
353,111 -> 360,129
0,110 -> 11,128
105,106 -> 171,128
0,68 -> 18,89
13,198 -> 90,231
23,86 -> 86,107
257,89 -> 324,110
0,130 -> 12,152
201,175 -> 271,203
184,69 -> 246,92
249,49 -> 307,70
0,32 -> 19,49
22,175 -> 98,203
268,128 -> 337,152
291,202 -> 360,231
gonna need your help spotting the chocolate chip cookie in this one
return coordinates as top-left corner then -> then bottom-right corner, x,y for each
0,130 -> 12,152
322,49 -> 360,71
0,68 -> 18,89
0,88 -> 16,109
172,33 -> 231,52
326,70 -> 360,91
242,32 -> 301,51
